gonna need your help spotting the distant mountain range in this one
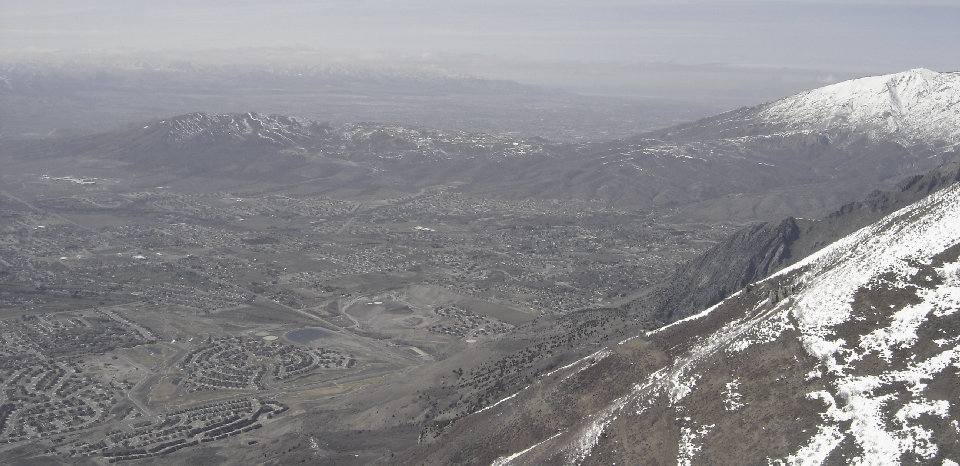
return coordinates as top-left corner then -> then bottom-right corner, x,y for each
0,61 -> 712,141
6,68 -> 959,222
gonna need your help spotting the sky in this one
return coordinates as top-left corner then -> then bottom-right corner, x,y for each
1,0 -> 958,103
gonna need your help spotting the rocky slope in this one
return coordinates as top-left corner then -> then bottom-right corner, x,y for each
632,160 -> 960,323
401,174 -> 960,465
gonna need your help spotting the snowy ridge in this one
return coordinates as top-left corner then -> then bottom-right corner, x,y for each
758,68 -> 960,143
661,181 -> 960,463
767,182 -> 960,463
784,182 -> 960,358
492,182 -> 960,464
644,293 -> 740,337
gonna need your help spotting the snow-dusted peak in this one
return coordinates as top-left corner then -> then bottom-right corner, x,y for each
759,68 -> 960,143
158,112 -> 311,146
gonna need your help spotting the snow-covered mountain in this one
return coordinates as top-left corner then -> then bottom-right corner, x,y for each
759,68 -> 960,144
547,68 -> 960,219
653,68 -> 960,145
404,177 -> 960,464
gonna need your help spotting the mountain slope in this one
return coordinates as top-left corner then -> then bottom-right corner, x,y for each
633,160 -> 960,324
151,112 -> 313,146
402,178 -> 960,465
759,68 -> 960,144
84,112 -> 561,167
656,68 -> 960,145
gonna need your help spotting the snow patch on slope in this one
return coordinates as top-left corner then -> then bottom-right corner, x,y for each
786,182 -> 960,370
677,419 -> 714,466
770,182 -> 960,463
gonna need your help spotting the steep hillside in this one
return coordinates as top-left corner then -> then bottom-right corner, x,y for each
633,160 -> 960,323
402,176 -> 960,465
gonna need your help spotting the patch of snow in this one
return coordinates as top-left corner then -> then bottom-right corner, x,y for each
896,400 -> 950,424
541,347 -> 611,379
645,293 -> 741,337
726,300 -> 795,352
858,284 -> 956,360
490,432 -> 561,466
563,395 -> 631,464
677,419 -> 714,466
784,422 -> 845,466
474,391 -> 520,415
558,349 -> 611,383
723,378 -> 744,411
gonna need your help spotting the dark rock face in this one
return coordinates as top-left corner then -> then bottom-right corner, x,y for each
628,161 -> 960,324
645,217 -> 800,323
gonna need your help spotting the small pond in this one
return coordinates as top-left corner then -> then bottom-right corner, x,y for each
286,328 -> 331,343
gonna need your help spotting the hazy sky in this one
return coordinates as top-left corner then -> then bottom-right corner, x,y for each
1,0 -> 958,102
